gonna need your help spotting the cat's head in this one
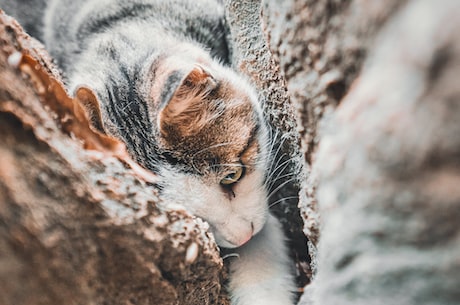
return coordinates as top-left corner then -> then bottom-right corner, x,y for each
72,45 -> 270,248
150,54 -> 270,248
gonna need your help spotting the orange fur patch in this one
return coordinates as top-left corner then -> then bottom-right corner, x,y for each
148,52 -> 262,176
159,77 -> 259,174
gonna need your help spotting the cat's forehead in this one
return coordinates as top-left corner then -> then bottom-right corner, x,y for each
159,92 -> 261,174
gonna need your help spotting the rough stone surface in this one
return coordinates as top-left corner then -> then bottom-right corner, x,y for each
310,0 -> 460,304
262,0 -> 408,253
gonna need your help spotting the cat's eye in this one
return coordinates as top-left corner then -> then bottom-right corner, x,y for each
220,167 -> 244,185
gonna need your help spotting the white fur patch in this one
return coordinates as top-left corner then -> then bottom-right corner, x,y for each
158,165 -> 269,248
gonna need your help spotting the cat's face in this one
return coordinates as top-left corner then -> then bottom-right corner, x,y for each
151,55 -> 269,248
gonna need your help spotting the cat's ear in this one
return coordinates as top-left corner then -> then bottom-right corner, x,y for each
75,86 -> 105,133
158,65 -> 217,137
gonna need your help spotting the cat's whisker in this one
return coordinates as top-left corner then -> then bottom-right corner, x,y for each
263,127 -> 277,152
266,136 -> 288,176
263,137 -> 299,195
222,252 -> 240,260
268,196 -> 300,208
266,171 -> 295,191
269,156 -> 292,180
267,131 -> 284,161
264,156 -> 293,190
265,151 -> 287,183
266,177 -> 298,200
267,128 -> 279,151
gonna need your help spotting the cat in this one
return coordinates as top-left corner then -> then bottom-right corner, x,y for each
0,0 -> 294,304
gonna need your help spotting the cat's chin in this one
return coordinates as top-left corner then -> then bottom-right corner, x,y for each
216,238 -> 249,249
215,233 -> 253,249
212,223 -> 259,249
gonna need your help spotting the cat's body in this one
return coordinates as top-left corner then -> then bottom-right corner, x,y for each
1,1 -> 294,304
